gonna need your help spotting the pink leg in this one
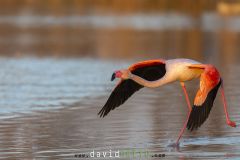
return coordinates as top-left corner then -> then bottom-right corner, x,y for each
176,111 -> 191,145
181,82 -> 192,111
175,82 -> 192,145
220,84 -> 236,127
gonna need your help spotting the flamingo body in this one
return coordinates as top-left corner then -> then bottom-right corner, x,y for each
163,59 -> 202,82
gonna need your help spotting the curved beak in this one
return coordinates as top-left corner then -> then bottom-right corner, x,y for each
111,72 -> 116,81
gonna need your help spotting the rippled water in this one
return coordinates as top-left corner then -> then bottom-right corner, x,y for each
0,58 -> 129,117
0,57 -> 239,159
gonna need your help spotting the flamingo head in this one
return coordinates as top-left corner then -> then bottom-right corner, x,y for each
111,69 -> 131,81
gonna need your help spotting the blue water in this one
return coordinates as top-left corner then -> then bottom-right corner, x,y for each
0,58 -> 128,117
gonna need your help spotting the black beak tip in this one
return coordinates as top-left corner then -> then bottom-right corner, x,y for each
111,73 -> 116,81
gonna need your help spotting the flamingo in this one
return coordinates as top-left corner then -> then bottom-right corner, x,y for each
98,58 -> 236,146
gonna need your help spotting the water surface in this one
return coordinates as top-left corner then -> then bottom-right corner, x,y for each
0,58 -> 239,159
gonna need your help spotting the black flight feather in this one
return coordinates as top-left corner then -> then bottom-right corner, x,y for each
187,79 -> 222,131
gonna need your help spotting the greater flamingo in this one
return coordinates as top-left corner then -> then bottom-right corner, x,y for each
98,58 -> 236,146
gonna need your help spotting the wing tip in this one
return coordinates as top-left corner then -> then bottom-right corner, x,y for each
187,105 -> 211,131
98,79 -> 143,119
98,107 -> 108,118
187,80 -> 222,131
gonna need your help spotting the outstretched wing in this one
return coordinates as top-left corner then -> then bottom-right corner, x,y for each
98,79 -> 142,118
187,65 -> 221,131
98,60 -> 166,117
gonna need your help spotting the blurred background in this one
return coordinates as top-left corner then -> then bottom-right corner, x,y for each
0,0 -> 240,159
0,0 -> 239,63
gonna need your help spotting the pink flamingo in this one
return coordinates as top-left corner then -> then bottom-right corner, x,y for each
98,58 -> 236,146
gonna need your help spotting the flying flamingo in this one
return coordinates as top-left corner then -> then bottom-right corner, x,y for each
98,58 -> 236,146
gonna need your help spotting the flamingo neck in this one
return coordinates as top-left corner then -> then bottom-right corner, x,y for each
129,73 -> 170,88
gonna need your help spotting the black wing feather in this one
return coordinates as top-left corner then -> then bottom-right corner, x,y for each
98,63 -> 166,117
187,79 -> 222,131
98,79 -> 142,117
